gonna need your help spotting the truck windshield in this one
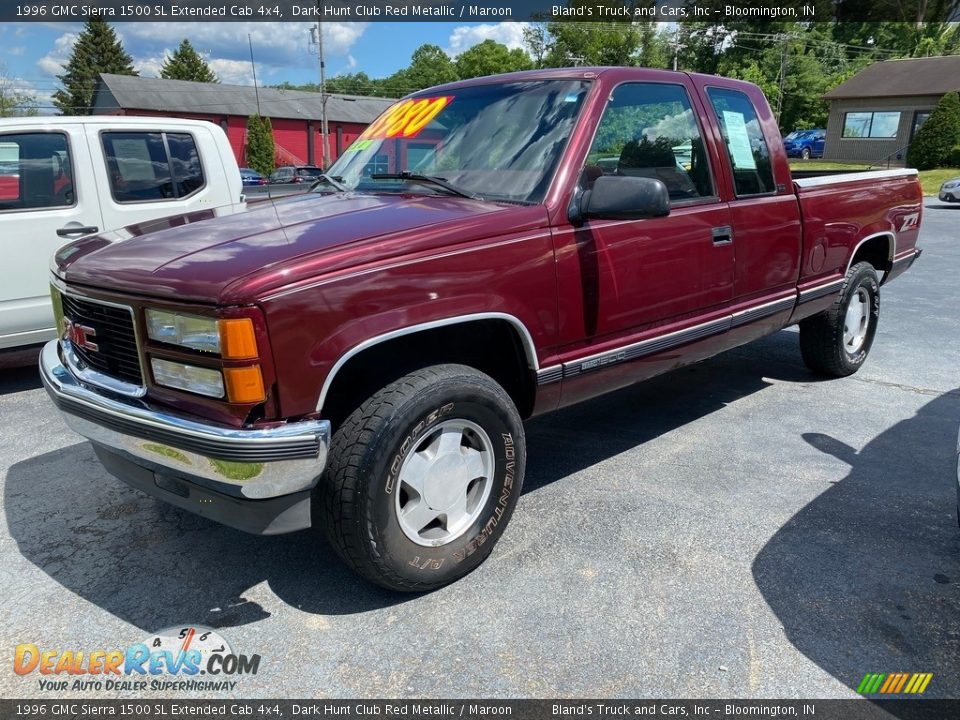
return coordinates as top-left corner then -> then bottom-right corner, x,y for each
322,79 -> 591,204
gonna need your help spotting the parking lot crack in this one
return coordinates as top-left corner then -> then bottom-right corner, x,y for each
850,377 -> 960,399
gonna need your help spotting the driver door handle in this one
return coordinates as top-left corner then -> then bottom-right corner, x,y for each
712,226 -> 733,245
57,225 -> 99,237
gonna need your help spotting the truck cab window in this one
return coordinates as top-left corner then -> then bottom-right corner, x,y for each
706,88 -> 775,196
0,133 -> 74,212
102,131 -> 205,202
583,82 -> 715,201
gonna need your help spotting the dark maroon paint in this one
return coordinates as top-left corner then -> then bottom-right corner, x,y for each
52,68 -> 923,428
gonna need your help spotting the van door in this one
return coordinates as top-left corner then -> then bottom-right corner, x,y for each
0,127 -> 102,349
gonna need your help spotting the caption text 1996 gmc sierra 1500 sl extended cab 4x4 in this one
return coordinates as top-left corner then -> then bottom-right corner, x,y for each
40,68 -> 923,591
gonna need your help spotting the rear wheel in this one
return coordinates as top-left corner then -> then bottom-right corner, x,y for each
318,364 -> 525,591
799,261 -> 880,377
801,147 -> 811,160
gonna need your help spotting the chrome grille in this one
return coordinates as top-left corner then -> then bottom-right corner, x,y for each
61,294 -> 143,386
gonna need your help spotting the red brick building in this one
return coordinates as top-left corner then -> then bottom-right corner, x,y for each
92,73 -> 394,168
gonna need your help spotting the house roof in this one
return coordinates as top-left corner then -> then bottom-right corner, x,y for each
824,56 -> 960,100
92,73 -> 395,124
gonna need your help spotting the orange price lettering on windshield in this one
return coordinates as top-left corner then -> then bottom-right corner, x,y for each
358,96 -> 452,141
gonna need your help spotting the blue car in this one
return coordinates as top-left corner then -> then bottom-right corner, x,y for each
783,129 -> 826,159
239,167 -> 265,186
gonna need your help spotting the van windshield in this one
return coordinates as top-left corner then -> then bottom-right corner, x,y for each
322,79 -> 591,204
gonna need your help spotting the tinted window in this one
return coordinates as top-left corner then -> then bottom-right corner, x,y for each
167,133 -> 204,196
706,88 -> 775,196
103,131 -> 205,202
0,133 -> 74,212
583,82 -> 714,201
298,167 -> 323,178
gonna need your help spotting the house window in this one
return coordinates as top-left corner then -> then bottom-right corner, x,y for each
841,111 -> 901,139
910,111 -> 931,141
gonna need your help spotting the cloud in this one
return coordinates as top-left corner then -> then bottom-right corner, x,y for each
121,22 -> 368,70
37,32 -> 78,77
37,22 -> 369,86
446,22 -> 531,57
7,47 -> 25,57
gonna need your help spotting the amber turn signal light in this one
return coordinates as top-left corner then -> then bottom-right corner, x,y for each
219,318 -> 258,360
224,365 -> 266,403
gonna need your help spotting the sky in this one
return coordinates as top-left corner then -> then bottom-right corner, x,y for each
0,21 -> 531,112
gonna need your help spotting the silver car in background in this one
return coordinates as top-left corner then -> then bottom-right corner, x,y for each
940,177 -> 960,203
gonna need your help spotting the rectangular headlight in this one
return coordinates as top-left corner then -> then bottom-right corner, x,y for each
150,358 -> 224,398
146,310 -> 220,353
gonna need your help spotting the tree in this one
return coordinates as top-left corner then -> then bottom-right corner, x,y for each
907,91 -> 960,170
52,19 -> 136,115
160,39 -> 218,83
392,44 -> 458,94
245,115 -> 275,176
454,40 -> 533,79
534,2 -> 647,67
0,64 -> 38,117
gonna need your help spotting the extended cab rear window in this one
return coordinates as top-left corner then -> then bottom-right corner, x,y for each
102,131 -> 205,203
706,88 -> 775,197
0,132 -> 74,213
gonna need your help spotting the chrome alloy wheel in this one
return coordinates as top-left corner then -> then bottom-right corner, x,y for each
394,419 -> 495,547
843,287 -> 870,353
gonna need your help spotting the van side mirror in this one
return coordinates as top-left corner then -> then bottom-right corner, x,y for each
577,175 -> 670,221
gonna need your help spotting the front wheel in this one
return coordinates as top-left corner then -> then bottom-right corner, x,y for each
799,261 -> 880,377
318,364 -> 525,591
801,147 -> 812,160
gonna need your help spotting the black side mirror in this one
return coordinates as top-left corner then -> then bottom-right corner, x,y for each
575,175 -> 670,222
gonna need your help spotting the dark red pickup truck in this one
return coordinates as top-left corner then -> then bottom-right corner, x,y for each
41,68 -> 922,590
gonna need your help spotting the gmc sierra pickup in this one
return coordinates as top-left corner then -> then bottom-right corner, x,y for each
41,68 -> 923,591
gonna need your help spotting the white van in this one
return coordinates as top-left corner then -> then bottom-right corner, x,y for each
0,116 -> 244,350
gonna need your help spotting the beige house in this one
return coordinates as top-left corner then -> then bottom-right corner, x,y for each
822,56 -> 960,166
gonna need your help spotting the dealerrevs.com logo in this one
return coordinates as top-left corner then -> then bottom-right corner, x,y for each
13,626 -> 261,692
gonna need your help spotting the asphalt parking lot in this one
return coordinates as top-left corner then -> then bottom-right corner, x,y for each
1,199 -> 958,701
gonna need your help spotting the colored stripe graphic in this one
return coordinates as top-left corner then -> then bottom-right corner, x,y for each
858,672 -> 932,694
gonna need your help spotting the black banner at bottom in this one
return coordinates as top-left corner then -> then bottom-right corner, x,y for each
2,700 -> 959,720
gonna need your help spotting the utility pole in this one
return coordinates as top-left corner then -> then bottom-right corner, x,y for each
671,30 -> 686,72
309,22 -> 330,169
776,34 -> 789,121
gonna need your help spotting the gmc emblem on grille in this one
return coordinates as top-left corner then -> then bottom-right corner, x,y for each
64,319 -> 99,352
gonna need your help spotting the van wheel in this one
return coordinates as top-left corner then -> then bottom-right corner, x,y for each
799,261 -> 880,377
318,364 -> 525,592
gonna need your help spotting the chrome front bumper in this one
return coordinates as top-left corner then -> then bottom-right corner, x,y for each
40,340 -> 330,533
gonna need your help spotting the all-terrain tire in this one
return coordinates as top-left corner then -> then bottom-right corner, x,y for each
799,261 -> 880,377
318,364 -> 525,592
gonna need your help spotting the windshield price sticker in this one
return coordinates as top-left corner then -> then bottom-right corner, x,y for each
358,96 -> 453,141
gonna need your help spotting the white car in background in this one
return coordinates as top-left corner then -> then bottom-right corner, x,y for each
0,116 -> 244,351
940,177 -> 960,203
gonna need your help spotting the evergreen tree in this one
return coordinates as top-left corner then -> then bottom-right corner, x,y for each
161,39 -> 219,83
246,115 -> 275,176
52,19 -> 136,116
907,91 -> 960,170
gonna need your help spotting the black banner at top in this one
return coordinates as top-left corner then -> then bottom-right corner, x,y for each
4,0 -> 960,23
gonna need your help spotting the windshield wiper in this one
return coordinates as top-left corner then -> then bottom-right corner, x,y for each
311,174 -> 348,192
370,172 -> 482,200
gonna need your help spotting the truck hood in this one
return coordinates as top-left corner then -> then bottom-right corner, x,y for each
54,193 -> 546,304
